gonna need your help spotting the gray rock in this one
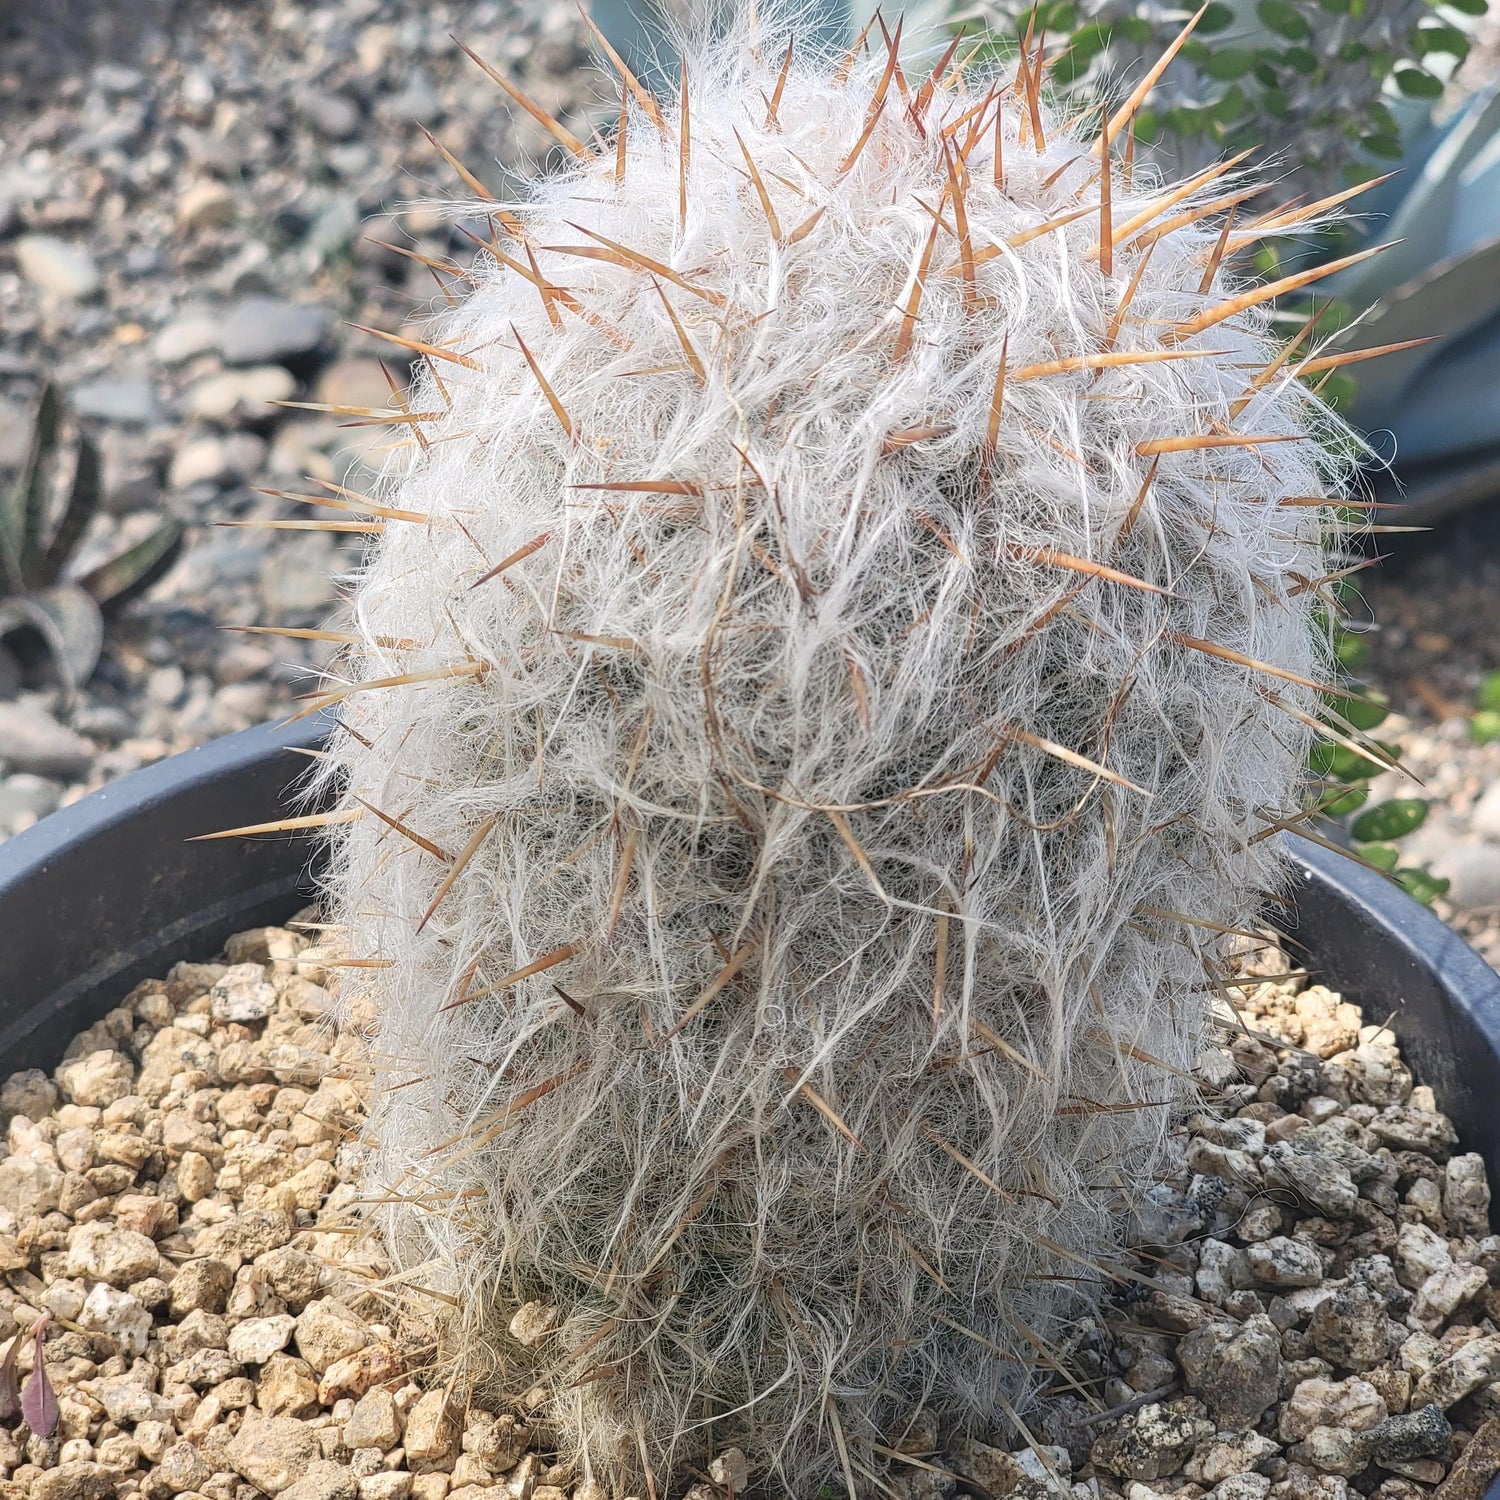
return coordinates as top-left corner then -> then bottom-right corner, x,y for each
1241,1235 -> 1325,1289
0,397 -> 33,467
1090,1400 -> 1216,1482
98,428 -> 164,513
169,431 -> 266,490
1178,1315 -> 1282,1429
221,431 -> 268,478
153,311 -> 221,364
93,62 -> 144,94
70,703 -> 133,744
1195,1237 -> 1242,1305
211,963 -> 278,1023
385,73 -> 445,125
219,297 -> 330,366
0,772 -> 61,829
1444,1151 -> 1491,1235
1265,1140 -> 1360,1219
1308,1277 -> 1394,1370
1128,1183 -> 1205,1248
121,245 -> 164,278
186,365 -> 296,421
0,1069 -> 57,1122
299,90 -> 362,140
71,377 -> 158,425
305,195 -> 362,265
260,536 -> 337,615
1365,1404 -> 1451,1464
15,235 -> 101,299
1345,1036 -> 1412,1106
1431,841 -> 1500,913
0,700 -> 93,778
1470,779 -> 1500,840
170,436 -> 232,491
1370,1102 -> 1459,1156
1211,1477 -> 1271,1500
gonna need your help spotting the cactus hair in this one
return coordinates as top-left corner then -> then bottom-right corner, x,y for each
305,10 -> 1375,1493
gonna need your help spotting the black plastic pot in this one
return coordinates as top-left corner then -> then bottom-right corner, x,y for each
3,720 -> 1500,1475
0,712 -> 332,1078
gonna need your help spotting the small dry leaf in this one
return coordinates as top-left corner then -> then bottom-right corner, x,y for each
19,1317 -> 57,1438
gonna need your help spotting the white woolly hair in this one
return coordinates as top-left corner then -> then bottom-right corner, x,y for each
314,14 -> 1354,1495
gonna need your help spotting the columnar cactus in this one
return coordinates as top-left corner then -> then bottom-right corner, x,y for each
307,16 -> 1374,1494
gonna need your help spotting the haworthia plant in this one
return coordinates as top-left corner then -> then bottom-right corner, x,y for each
0,382 -> 183,690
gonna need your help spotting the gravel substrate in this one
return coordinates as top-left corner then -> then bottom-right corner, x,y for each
0,0 -> 606,842
0,919 -> 1495,1500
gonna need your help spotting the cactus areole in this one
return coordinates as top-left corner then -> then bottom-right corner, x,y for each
311,14 -> 1375,1494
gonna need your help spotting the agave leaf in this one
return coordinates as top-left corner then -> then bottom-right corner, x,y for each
1369,308 -> 1500,465
77,517 -> 185,613
19,1318 -> 57,1439
1450,127 -> 1500,252
1374,442 -> 1500,525
1336,237 -> 1500,429
1335,84 -> 1500,303
36,427 -> 101,589
0,586 -> 106,692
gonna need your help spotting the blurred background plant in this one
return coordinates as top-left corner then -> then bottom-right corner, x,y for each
938,0 -> 1480,200
0,383 -> 182,695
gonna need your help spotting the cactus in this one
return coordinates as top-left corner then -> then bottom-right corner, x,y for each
0,382 -> 183,690
303,16 -> 1385,1493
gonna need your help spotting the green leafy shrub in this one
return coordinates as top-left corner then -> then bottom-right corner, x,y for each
954,0 -> 1482,202
1312,610 -> 1447,903
1469,672 -> 1500,744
